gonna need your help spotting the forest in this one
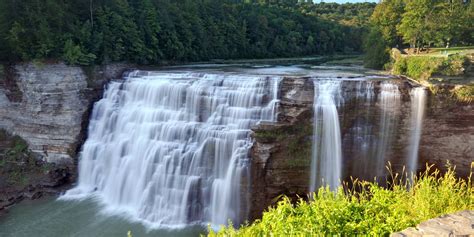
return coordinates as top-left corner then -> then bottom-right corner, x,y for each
0,0 -> 375,65
365,0 -> 473,69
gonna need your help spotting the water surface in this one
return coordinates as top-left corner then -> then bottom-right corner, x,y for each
0,197 -> 205,237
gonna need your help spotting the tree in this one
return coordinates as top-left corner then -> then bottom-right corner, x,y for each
397,0 -> 436,50
370,0 -> 404,47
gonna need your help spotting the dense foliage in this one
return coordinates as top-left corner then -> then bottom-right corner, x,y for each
298,2 -> 376,27
210,165 -> 473,236
0,0 -> 373,65
364,0 -> 473,69
392,54 -> 468,81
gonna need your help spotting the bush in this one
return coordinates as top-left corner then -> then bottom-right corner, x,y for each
391,54 -> 469,82
209,164 -> 473,236
438,55 -> 469,76
392,56 -> 407,75
452,85 -> 474,103
62,39 -> 96,65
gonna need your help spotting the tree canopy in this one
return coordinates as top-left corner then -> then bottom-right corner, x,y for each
364,0 -> 473,69
0,0 -> 374,65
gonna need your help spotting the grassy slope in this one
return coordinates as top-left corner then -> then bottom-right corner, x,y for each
391,47 -> 474,102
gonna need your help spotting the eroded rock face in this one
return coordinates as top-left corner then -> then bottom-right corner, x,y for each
248,77 -> 314,220
247,77 -> 473,222
419,89 -> 474,178
0,63 -> 130,164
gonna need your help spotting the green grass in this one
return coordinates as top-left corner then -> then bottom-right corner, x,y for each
209,164 -> 473,236
426,46 -> 474,56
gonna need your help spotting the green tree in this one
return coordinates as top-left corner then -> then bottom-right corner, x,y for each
397,0 -> 435,50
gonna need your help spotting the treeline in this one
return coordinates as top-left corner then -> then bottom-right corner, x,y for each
0,0 -> 371,65
364,0 -> 473,69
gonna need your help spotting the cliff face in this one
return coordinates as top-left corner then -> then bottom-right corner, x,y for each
419,89 -> 474,178
0,63 -> 129,164
248,77 -> 314,220
0,63 -> 130,211
247,77 -> 473,221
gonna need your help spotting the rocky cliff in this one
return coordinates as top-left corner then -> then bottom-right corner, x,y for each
247,77 -> 473,221
419,87 -> 474,178
248,77 -> 314,220
0,63 -> 130,164
0,63 -> 131,211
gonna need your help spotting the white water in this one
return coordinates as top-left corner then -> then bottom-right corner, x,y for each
63,71 -> 280,228
375,82 -> 401,176
407,87 -> 426,175
310,80 -> 343,192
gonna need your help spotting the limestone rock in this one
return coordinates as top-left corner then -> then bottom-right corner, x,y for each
391,210 -> 474,237
0,63 -> 130,164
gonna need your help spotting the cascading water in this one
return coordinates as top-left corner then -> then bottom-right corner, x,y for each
344,80 -> 402,180
407,87 -> 426,175
63,71 -> 280,228
310,80 -> 343,193
375,82 -> 401,176
345,81 -> 377,179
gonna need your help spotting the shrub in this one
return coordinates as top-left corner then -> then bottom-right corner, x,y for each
209,164 -> 473,236
452,85 -> 474,103
391,54 -> 469,82
438,55 -> 469,76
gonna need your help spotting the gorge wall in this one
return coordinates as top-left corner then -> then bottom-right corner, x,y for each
0,63 -> 130,210
0,63 -> 130,164
248,78 -> 473,221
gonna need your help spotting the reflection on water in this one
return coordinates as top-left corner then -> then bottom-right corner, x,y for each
0,197 -> 204,237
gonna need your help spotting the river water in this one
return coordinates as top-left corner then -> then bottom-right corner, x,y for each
0,196 -> 204,237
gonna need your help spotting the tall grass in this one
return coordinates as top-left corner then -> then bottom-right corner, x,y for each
209,164 -> 473,236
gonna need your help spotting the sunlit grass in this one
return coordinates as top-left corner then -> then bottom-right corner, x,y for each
209,163 -> 473,236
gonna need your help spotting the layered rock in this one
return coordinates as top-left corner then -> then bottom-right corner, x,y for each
247,77 -> 473,221
0,63 -> 131,211
419,88 -> 474,178
0,63 -> 130,164
248,77 -> 314,220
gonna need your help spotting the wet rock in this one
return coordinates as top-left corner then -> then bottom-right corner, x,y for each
247,77 -> 314,221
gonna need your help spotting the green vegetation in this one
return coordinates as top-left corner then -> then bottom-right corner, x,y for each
209,164 -> 473,236
392,54 -> 468,81
364,0 -> 473,69
452,85 -> 474,103
0,1 -> 374,65
0,130 -> 53,187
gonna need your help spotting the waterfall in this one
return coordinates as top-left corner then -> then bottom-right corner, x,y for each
407,87 -> 426,175
262,77 -> 282,122
310,80 -> 343,193
62,71 -> 280,228
346,81 -> 377,179
375,82 -> 401,176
